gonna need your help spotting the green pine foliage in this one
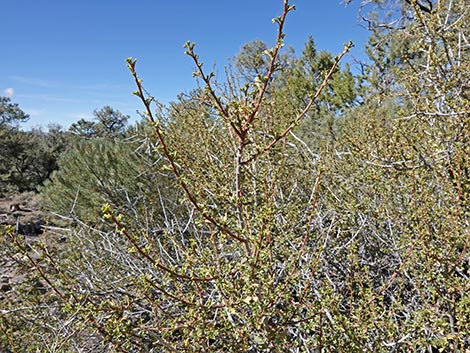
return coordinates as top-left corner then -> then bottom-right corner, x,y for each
40,135 -> 178,228
0,125 -> 68,194
2,0 -> 470,351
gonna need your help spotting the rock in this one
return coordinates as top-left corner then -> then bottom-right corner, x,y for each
0,283 -> 12,292
17,220 -> 45,236
32,279 -> 47,295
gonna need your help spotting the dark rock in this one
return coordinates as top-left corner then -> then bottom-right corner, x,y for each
17,220 -> 45,236
32,279 -> 47,294
0,283 -> 12,292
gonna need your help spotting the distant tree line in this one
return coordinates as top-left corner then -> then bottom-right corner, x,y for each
1,0 -> 469,351
0,102 -> 130,195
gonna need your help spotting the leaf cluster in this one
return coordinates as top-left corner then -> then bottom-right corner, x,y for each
3,0 -> 470,352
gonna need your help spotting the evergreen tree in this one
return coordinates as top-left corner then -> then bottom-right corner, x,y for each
0,96 -> 29,128
3,1 -> 470,351
69,106 -> 130,139
0,98 -> 67,193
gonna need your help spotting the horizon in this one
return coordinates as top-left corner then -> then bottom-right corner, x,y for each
2,0 -> 370,130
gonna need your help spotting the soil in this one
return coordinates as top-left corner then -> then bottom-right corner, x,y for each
0,191 -> 44,229
0,192 -> 64,307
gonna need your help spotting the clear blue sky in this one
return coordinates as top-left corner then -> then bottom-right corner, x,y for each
2,0 -> 369,129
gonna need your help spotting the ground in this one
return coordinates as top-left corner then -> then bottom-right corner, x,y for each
0,192 -> 63,308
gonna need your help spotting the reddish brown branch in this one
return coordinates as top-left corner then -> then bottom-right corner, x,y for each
244,0 -> 294,130
127,59 -> 249,246
243,41 -> 354,165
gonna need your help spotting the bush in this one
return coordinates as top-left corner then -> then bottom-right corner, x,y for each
3,0 -> 470,351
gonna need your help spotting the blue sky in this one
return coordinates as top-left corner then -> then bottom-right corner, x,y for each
2,0 -> 370,129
